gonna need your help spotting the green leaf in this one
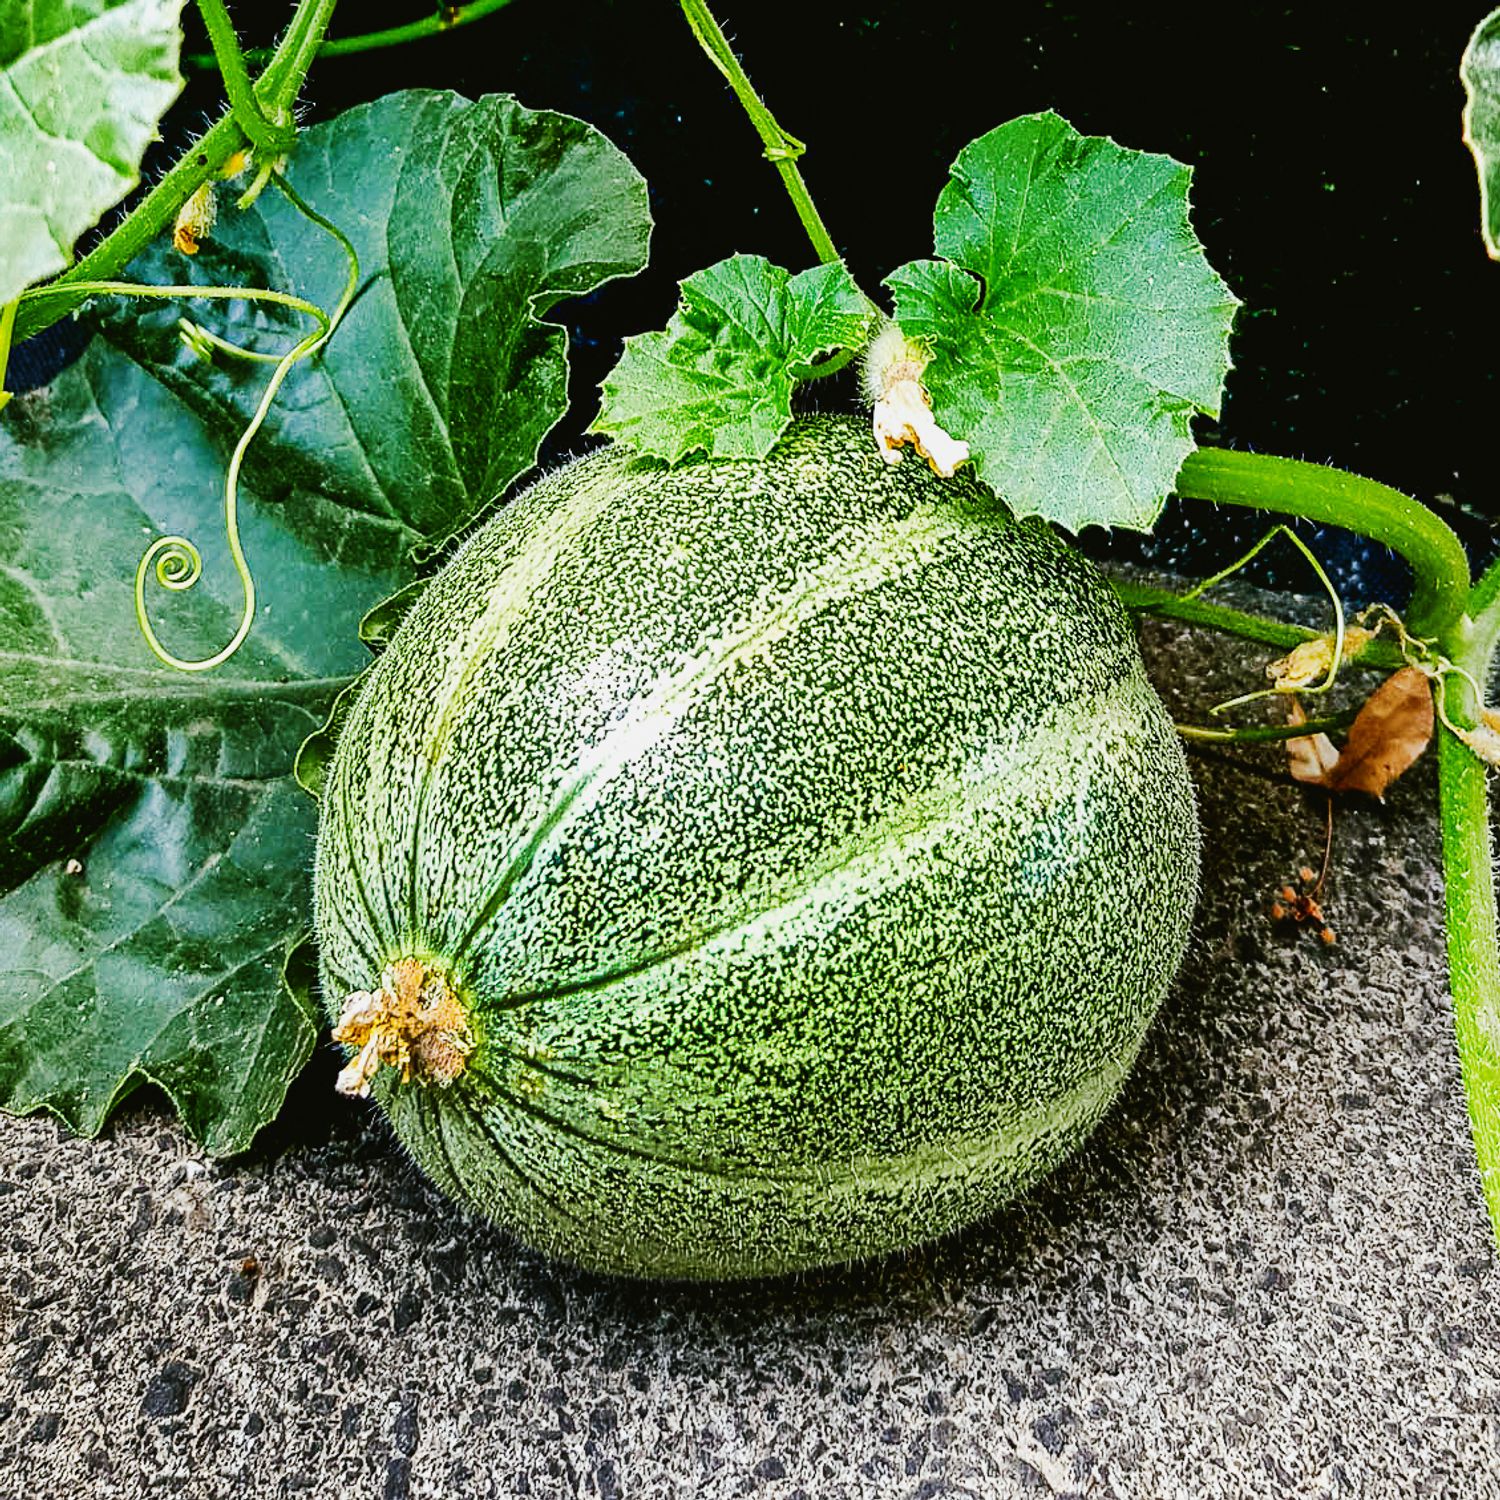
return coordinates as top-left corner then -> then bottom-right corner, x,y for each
358,577 -> 428,649
592,254 -> 872,461
0,341 -> 409,1153
96,89 -> 651,548
294,577 -> 430,799
885,111 -> 1238,533
279,931 -> 319,1023
0,0 -> 186,305
1464,9 -> 1500,260
294,676 -> 363,801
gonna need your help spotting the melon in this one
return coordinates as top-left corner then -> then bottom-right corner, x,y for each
312,416 -> 1198,1279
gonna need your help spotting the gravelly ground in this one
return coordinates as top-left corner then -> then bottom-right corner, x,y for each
3,604 -> 1498,1500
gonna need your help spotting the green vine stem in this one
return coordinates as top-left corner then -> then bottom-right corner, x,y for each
678,0 -> 842,267
193,0 -> 298,156
1439,726 -> 1500,1241
1175,712 -> 1355,745
1136,454 -> 1500,1241
1449,550 -> 1500,726
1110,577 -> 1400,670
189,0 -> 520,68
1175,448 -> 1471,647
11,0 -> 339,347
1436,551 -> 1500,1243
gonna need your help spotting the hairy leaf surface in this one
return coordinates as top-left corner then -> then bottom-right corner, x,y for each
593,254 -> 871,461
886,112 -> 1237,533
1464,9 -> 1500,259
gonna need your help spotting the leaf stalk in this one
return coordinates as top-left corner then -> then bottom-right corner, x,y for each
12,0 -> 340,346
192,0 -> 298,156
678,0 -> 843,266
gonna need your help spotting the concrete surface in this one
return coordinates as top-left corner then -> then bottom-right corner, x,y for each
3,596 -> 1498,1500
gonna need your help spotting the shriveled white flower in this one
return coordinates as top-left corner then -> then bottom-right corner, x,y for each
1265,626 -> 1375,690
172,182 -> 218,256
861,323 -> 970,479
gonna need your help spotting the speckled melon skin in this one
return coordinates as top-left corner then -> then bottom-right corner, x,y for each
313,416 -> 1198,1279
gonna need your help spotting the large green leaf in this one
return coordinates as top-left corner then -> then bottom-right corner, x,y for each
97,89 -> 652,548
885,112 -> 1237,533
1,87 -> 650,1150
0,0 -> 185,305
0,341 -> 409,1153
593,254 -> 872,461
1464,9 -> 1500,259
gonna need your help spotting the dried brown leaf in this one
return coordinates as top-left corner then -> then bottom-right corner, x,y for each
1325,667 -> 1434,798
1284,697 -> 1342,785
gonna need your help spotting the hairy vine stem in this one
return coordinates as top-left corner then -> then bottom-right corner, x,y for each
189,0 -> 521,68
1174,448 -> 1471,648
1436,553 -> 1500,1242
11,0 -> 339,346
1439,726 -> 1500,1240
1165,447 -> 1499,1241
678,0 -> 842,267
193,0 -> 298,156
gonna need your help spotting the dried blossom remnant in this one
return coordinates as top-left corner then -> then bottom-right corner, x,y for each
862,324 -> 970,479
1455,708 -> 1500,768
172,182 -> 218,256
333,958 -> 473,1097
1265,626 -> 1374,690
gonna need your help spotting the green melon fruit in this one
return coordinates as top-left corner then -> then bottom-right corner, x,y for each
312,415 -> 1198,1279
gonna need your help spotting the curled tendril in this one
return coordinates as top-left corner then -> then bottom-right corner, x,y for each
17,174 -> 360,672
178,316 -> 284,365
1172,523 -> 1348,718
135,533 -> 253,673
144,537 -> 202,590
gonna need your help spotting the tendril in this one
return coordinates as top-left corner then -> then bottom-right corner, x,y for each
1171,523 -> 1348,717
17,176 -> 360,671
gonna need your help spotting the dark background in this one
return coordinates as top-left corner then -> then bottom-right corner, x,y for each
20,1 -> 1500,596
